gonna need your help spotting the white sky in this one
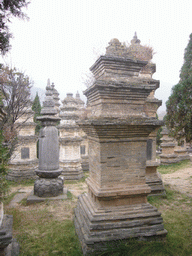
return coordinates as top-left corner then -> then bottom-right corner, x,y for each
1,0 -> 192,112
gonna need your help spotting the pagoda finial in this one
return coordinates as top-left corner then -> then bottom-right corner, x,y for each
46,78 -> 51,90
131,32 -> 141,44
76,91 -> 80,99
47,78 -> 50,86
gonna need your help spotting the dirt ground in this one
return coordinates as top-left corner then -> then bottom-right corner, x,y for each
161,167 -> 192,197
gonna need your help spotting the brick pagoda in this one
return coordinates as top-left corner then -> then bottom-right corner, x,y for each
74,37 -> 167,255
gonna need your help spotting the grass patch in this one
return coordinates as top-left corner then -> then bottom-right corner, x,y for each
19,198 -> 27,206
3,191 -> 18,205
6,207 -> 82,256
158,159 -> 191,174
7,179 -> 35,187
67,190 -> 74,200
4,183 -> 192,255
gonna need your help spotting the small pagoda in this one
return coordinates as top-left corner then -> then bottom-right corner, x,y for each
29,82 -> 64,200
160,126 -> 178,164
58,93 -> 83,180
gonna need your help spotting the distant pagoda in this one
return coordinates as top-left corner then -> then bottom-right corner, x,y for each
58,93 -> 83,180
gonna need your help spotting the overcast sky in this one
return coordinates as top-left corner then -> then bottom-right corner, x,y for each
1,0 -> 192,112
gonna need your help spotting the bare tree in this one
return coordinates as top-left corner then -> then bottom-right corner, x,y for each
0,65 -> 33,156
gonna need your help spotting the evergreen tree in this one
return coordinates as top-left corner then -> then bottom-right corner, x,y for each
166,33 -> 192,143
32,92 -> 41,134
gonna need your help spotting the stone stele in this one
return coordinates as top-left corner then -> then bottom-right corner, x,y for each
74,37 -> 167,255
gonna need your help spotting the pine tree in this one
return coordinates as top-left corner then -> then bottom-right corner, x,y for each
32,92 -> 41,134
166,33 -> 192,143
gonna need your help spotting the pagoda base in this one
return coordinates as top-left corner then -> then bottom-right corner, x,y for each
146,162 -> 166,196
160,154 -> 179,165
60,163 -> 84,180
74,193 -> 167,255
146,175 -> 166,196
7,160 -> 38,182
34,177 -> 63,197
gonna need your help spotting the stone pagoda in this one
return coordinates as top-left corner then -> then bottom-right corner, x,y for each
75,91 -> 85,109
51,81 -> 60,114
160,126 -> 178,164
58,93 -> 83,180
75,92 -> 89,171
8,105 -> 38,181
174,139 -> 190,161
32,83 -> 63,198
74,37 -> 167,255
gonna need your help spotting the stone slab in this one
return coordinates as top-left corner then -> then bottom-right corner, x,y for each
8,193 -> 28,208
26,188 -> 68,205
0,215 -> 13,252
4,238 -> 19,256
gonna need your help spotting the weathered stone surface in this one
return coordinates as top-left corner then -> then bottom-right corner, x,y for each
146,161 -> 165,196
74,194 -> 167,255
145,129 -> 165,196
7,159 -> 38,181
0,215 -> 13,253
174,140 -> 190,161
34,177 -> 63,197
38,126 -> 60,171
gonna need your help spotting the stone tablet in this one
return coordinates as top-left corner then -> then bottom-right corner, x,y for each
21,147 -> 29,159
146,139 -> 153,160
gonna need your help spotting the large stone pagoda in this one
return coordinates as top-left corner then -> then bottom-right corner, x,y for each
74,36 -> 167,255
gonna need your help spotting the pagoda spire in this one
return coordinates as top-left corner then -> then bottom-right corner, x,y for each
131,31 -> 141,44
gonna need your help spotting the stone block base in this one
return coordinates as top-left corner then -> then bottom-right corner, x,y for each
7,160 -> 38,182
160,154 -> 179,165
0,215 -> 19,256
34,177 -> 63,197
27,188 -> 67,205
146,175 -> 166,196
61,168 -> 84,180
74,193 -> 167,255
146,165 -> 165,196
